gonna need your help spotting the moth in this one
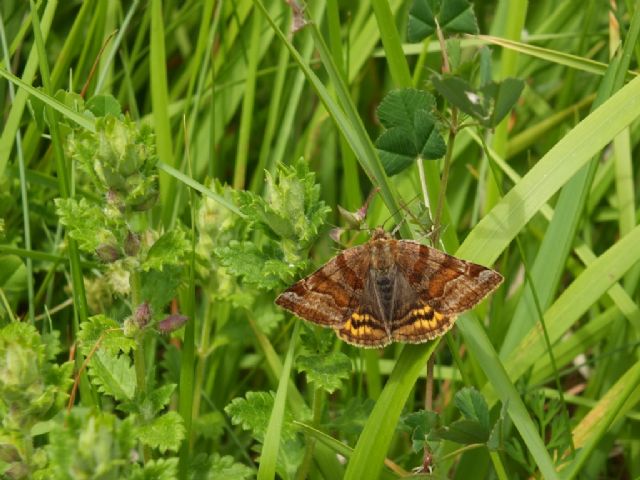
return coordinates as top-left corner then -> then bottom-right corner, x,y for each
276,228 -> 503,348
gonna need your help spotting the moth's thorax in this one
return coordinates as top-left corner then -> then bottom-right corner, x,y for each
369,237 -> 396,271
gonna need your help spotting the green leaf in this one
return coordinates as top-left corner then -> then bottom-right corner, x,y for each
87,349 -> 136,401
481,78 -> 525,126
40,409 -> 137,479
192,411 -> 225,442
147,384 -> 177,415
225,391 -> 295,442
225,390 -> 303,480
77,314 -> 136,357
236,158 -> 330,246
85,94 -> 122,118
297,352 -> 352,394
55,197 -> 122,253
401,410 -> 440,452
253,299 -> 285,335
119,384 -> 176,417
376,88 -> 435,129
375,89 -> 446,176
299,324 -> 335,354
141,228 -> 191,271
432,418 -> 490,444
407,0 -> 478,43
136,411 -> 185,453
325,398 -> 375,444
210,454 -> 254,480
216,241 -> 291,290
438,0 -> 479,34
140,265 -> 184,315
407,0 -> 438,42
455,387 -> 490,431
66,115 -> 158,207
343,344 -> 436,479
431,74 -> 524,127
0,255 -> 27,316
432,74 -> 485,118
0,323 -> 72,429
487,401 -> 508,451
130,458 -> 179,480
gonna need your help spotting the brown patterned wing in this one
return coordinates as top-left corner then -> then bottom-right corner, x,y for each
275,243 -> 370,327
383,269 -> 455,343
393,240 -> 504,315
336,307 -> 392,348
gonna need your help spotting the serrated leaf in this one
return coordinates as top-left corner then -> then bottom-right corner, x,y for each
55,197 -> 122,253
376,127 -> 418,173
0,322 -> 45,392
78,315 -> 136,357
88,349 -> 136,401
375,88 -> 446,176
377,88 -> 436,129
148,384 -> 177,415
296,352 -> 352,393
455,387 -> 490,431
142,228 -> 191,271
236,158 -> 330,246
325,398 -> 375,442
140,265 -> 185,315
120,384 -> 177,417
487,400 -> 509,451
253,300 -> 285,335
40,410 -> 134,478
216,241 -> 288,290
136,411 -> 185,453
299,323 -> 335,354
225,391 -> 295,441
209,453 -> 254,480
414,109 -> 447,158
130,458 -> 179,480
376,110 -> 445,176
193,411 -> 225,441
401,410 -> 440,452
66,115 -> 157,202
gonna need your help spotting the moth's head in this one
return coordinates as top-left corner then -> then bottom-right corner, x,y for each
371,227 -> 391,241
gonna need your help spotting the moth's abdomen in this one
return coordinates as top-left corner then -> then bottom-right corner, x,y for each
376,275 -> 393,296
375,274 -> 395,320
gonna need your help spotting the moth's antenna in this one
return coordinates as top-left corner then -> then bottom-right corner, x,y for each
390,217 -> 407,236
381,193 -> 423,234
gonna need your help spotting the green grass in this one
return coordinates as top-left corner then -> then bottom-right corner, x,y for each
1,1 -> 640,479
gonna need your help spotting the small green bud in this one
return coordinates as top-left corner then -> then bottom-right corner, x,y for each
123,317 -> 139,337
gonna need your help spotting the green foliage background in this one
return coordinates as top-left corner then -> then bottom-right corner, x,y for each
1,0 -> 640,479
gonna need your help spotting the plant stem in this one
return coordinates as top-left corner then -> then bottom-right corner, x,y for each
431,109 -> 458,248
130,269 -> 150,462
